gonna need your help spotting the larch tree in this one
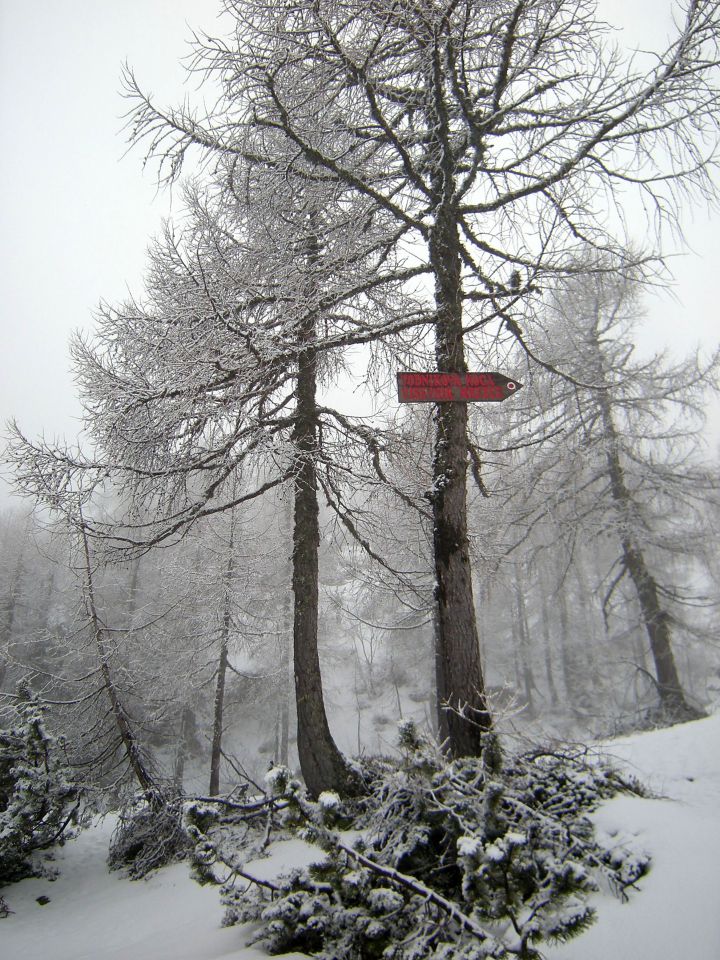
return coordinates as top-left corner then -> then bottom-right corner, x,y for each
500,268 -> 719,720
120,0 -> 720,758
6,163 -> 425,796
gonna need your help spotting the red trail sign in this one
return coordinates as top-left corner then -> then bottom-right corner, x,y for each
397,372 -> 521,403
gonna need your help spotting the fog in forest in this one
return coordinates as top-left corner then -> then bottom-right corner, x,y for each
1,2 -> 719,958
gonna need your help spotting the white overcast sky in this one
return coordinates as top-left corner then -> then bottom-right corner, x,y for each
1,0 -> 719,505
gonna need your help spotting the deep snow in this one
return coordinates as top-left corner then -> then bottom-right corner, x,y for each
2,715 -> 719,960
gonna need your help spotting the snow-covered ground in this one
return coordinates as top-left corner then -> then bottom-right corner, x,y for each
3,715 -> 719,960
0,821 -> 313,960
547,714 -> 720,960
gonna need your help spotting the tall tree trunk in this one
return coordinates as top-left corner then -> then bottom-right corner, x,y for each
208,634 -> 228,796
292,231 -> 355,797
430,605 -> 443,740
209,509 -> 237,796
514,580 -> 537,716
599,396 -> 699,720
278,633 -> 291,767
573,562 -> 601,691
79,518 -> 156,797
428,203 -> 492,758
277,496 -> 293,768
173,705 -> 195,791
0,548 -> 25,691
41,565 -> 57,634
557,583 -> 575,702
538,571 -> 559,706
126,556 -> 142,624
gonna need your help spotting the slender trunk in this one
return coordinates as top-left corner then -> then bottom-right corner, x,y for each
514,581 -> 536,715
41,565 -> 57,634
573,562 -> 601,690
126,557 -> 142,623
0,550 -> 25,690
599,396 -> 699,719
173,705 -> 195,791
79,519 -> 156,796
278,649 -> 290,767
391,652 -> 404,719
429,203 -> 492,758
209,513 -> 236,796
538,573 -> 559,706
292,230 -> 354,797
208,634 -> 228,796
621,538 -> 694,715
557,584 -> 575,701
277,497 -> 293,768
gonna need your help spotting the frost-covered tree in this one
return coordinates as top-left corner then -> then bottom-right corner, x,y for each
120,0 -> 720,759
6,162 -> 424,796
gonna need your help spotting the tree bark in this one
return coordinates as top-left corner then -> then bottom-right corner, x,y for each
173,705 -> 195,791
428,203 -> 492,758
277,639 -> 290,767
208,633 -> 228,796
277,498 -> 293,767
538,571 -> 559,706
0,549 -> 25,691
292,231 -> 356,797
209,508 -> 237,796
126,556 -> 142,624
514,580 -> 537,716
557,583 -> 575,702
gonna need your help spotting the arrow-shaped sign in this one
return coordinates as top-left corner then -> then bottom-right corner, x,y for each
397,372 -> 522,403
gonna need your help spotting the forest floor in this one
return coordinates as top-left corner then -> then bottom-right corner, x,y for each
2,714 -> 719,960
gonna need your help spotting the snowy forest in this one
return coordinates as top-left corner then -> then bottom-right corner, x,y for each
2,1 -> 720,958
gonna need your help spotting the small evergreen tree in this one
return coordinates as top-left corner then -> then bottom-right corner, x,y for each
0,682 -> 78,885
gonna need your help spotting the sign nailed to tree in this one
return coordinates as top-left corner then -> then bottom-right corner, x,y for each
397,372 -> 522,403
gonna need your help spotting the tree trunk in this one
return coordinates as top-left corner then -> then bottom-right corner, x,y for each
209,510 -> 236,796
79,518 -> 156,797
621,539 -> 698,718
557,584 -> 575,702
278,645 -> 290,767
208,633 -> 228,796
126,556 -> 142,624
277,501 -> 293,768
599,396 -> 700,720
538,571 -> 559,706
173,705 -> 195,791
292,231 -> 356,797
514,580 -> 537,716
428,203 -> 492,758
41,565 -> 57,634
573,562 -> 601,691
0,549 -> 25,691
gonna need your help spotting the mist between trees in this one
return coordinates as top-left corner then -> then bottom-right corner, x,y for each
1,2 -> 720,954
2,263 -> 718,798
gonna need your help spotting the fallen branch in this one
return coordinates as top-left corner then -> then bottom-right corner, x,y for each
334,839 -> 497,944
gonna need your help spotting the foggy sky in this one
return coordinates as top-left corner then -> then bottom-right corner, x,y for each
1,0 -> 718,506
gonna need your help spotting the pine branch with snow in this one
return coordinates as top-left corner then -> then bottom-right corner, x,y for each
205,722 -> 650,959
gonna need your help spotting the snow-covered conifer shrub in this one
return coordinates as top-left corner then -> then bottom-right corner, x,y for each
214,723 -> 649,959
108,794 -> 190,879
0,682 -> 78,885
182,784 -> 297,894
